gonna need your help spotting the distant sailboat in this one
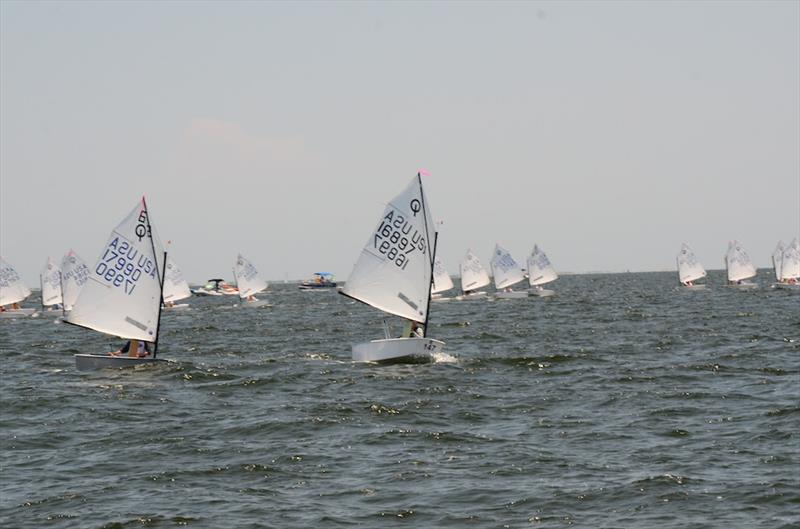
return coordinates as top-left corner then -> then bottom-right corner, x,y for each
676,243 -> 707,289
40,257 -> 64,313
725,240 -> 758,289
233,254 -> 270,307
490,244 -> 528,299
775,238 -> 800,290
772,241 -> 785,282
67,197 -> 169,370
431,258 -> 454,301
340,173 -> 444,363
61,250 -> 90,311
163,255 -> 192,309
528,244 -> 558,297
0,257 -> 35,318
457,249 -> 490,300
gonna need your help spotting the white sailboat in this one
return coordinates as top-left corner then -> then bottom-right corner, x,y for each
725,240 -> 758,289
233,254 -> 270,307
431,258 -> 454,302
775,238 -> 800,290
40,257 -> 64,313
772,241 -> 785,283
527,244 -> 558,297
163,255 -> 192,309
490,244 -> 528,299
340,173 -> 444,363
676,243 -> 707,289
67,197 -> 169,370
457,249 -> 491,300
61,250 -> 90,311
0,257 -> 35,318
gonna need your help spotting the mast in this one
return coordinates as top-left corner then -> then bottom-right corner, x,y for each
143,197 -> 166,359
59,269 -> 66,318
418,172 -> 436,338
39,273 -> 44,312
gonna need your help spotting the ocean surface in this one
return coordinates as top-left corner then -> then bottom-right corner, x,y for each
1,270 -> 798,528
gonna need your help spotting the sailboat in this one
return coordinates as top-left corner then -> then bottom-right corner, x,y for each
456,249 -> 490,300
490,244 -> 528,299
775,238 -> 800,290
163,255 -> 193,309
61,250 -> 90,311
772,241 -> 785,283
724,240 -> 758,289
340,173 -> 444,363
233,254 -> 270,307
67,197 -> 169,370
676,243 -> 708,289
0,257 -> 36,318
527,244 -> 558,297
431,258 -> 454,302
40,257 -> 64,314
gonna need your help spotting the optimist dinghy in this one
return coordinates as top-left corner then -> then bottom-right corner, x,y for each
455,249 -> 490,300
163,254 -> 192,309
340,173 -> 444,363
66,197 -> 170,370
61,250 -> 90,312
233,254 -> 271,307
0,257 -> 36,318
724,240 -> 758,289
774,238 -> 800,290
431,258 -> 454,302
39,257 -> 64,315
490,244 -> 528,299
676,243 -> 708,290
527,244 -> 558,297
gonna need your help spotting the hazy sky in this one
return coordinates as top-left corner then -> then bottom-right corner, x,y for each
2,1 -> 798,286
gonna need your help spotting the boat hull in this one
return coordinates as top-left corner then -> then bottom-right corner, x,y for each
352,337 -> 445,363
726,282 -> 758,290
164,303 -> 190,310
240,299 -> 271,307
298,283 -> 337,290
0,308 -> 37,318
530,288 -> 555,297
774,282 -> 800,291
679,284 -> 708,290
74,354 -> 170,371
494,290 -> 529,299
452,291 -> 488,301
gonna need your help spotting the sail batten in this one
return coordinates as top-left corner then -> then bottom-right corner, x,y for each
342,175 -> 436,323
66,198 -> 165,341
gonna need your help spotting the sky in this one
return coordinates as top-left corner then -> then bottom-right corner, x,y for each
1,1 -> 798,286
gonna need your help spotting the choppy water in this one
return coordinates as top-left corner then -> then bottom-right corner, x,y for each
1,270 -> 798,528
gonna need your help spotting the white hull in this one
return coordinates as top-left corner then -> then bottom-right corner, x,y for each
40,308 -> 64,316
774,282 -> 800,291
431,296 -> 452,302
726,282 -> 758,290
74,354 -> 170,371
494,290 -> 529,299
452,291 -> 488,301
352,337 -> 445,363
0,308 -> 37,318
240,299 -> 271,307
164,303 -> 190,310
192,289 -> 222,296
679,284 -> 708,290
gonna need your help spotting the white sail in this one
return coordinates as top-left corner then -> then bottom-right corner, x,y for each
0,257 -> 31,306
40,257 -> 63,307
779,238 -> 800,280
676,243 -> 707,284
234,254 -> 268,299
432,258 -> 454,294
67,198 -> 165,342
163,256 -> 192,302
725,240 -> 757,282
61,250 -> 90,310
528,244 -> 559,286
490,244 -> 526,290
342,174 -> 436,323
772,241 -> 785,281
460,249 -> 490,293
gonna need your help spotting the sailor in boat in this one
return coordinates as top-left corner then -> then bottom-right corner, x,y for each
0,302 -> 22,312
164,300 -> 175,308
401,320 -> 424,338
683,280 -> 694,287
109,340 -> 152,358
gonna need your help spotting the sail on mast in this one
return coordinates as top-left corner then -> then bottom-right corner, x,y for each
459,249 -> 490,293
677,243 -> 707,284
490,244 -> 525,290
40,257 -> 63,308
163,256 -> 192,303
233,254 -> 268,299
67,198 -> 165,342
725,240 -> 757,282
528,245 -> 559,286
0,258 -> 31,306
61,250 -> 90,310
342,174 -> 436,323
